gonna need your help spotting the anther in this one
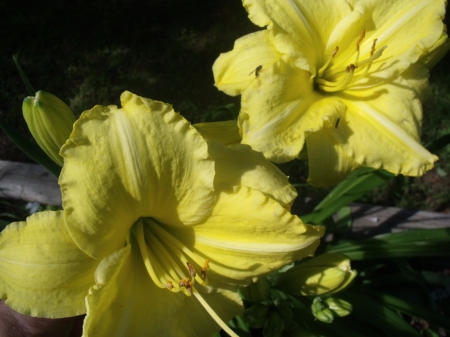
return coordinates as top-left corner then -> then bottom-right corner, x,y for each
201,260 -> 210,280
186,262 -> 196,278
356,29 -> 365,51
346,64 -> 357,73
370,39 -> 378,56
167,281 -> 174,290
332,46 -> 339,58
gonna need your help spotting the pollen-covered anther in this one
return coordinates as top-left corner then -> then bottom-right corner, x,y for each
167,281 -> 174,290
201,259 -> 210,280
179,278 -> 193,294
346,64 -> 357,73
370,39 -> 378,56
356,29 -> 366,51
186,262 -> 196,278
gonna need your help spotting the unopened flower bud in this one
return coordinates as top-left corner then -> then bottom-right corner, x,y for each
22,90 -> 76,166
324,297 -> 352,317
275,253 -> 357,296
240,277 -> 271,302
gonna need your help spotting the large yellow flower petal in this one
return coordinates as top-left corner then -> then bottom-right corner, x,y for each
213,30 -> 282,96
172,186 -> 324,287
60,91 -> 215,259
0,211 -> 98,318
83,235 -> 242,337
306,128 -> 361,187
194,120 -> 241,145
208,141 -> 297,208
243,0 -> 351,73
238,61 -> 320,162
336,79 -> 437,175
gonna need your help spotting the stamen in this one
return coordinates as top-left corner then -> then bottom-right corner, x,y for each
193,290 -> 239,337
151,224 -> 205,270
146,231 -> 186,284
318,66 -> 355,93
318,46 -> 339,77
134,221 -> 169,289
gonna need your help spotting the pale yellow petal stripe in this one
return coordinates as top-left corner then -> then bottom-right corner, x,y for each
213,30 -> 282,96
60,91 -> 215,259
0,211 -> 98,318
84,235 -> 242,337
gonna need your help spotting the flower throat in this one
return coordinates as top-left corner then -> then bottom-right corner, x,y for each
314,29 -> 387,93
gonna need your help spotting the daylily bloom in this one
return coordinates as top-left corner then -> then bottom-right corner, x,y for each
1,91 -> 324,336
213,0 -> 449,186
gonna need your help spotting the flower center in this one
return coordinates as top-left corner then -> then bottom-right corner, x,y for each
314,29 -> 387,93
133,218 -> 238,337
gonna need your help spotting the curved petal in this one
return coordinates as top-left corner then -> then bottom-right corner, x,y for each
243,0 -> 351,73
213,30 -> 282,96
84,235 -> 242,337
306,128 -> 361,187
337,0 -> 445,82
60,91 -> 215,259
0,211 -> 98,318
193,120 -> 241,145
208,141 -> 297,208
337,79 -> 437,176
172,186 -> 324,287
239,60 -> 320,162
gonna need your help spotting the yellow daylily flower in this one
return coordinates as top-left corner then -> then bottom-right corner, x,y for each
213,0 -> 449,186
1,91 -> 324,337
22,90 -> 76,166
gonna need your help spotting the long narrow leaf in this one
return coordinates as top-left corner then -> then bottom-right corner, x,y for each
352,286 -> 450,331
301,168 -> 394,224
323,228 -> 450,259
12,55 -> 35,96
0,118 -> 61,176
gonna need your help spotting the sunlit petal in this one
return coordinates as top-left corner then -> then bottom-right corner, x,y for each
60,91 -> 215,259
0,211 -> 98,318
83,235 -> 242,337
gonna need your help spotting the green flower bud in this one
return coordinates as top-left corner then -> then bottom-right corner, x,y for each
275,253 -> 357,296
263,311 -> 285,337
324,297 -> 352,317
314,307 -> 334,324
243,304 -> 269,329
240,277 -> 271,302
22,90 -> 76,166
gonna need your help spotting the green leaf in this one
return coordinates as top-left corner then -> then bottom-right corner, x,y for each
0,117 -> 61,177
12,55 -> 35,96
352,286 -> 450,331
340,289 -> 421,336
300,168 -> 394,225
425,132 -> 450,153
323,228 -> 450,260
